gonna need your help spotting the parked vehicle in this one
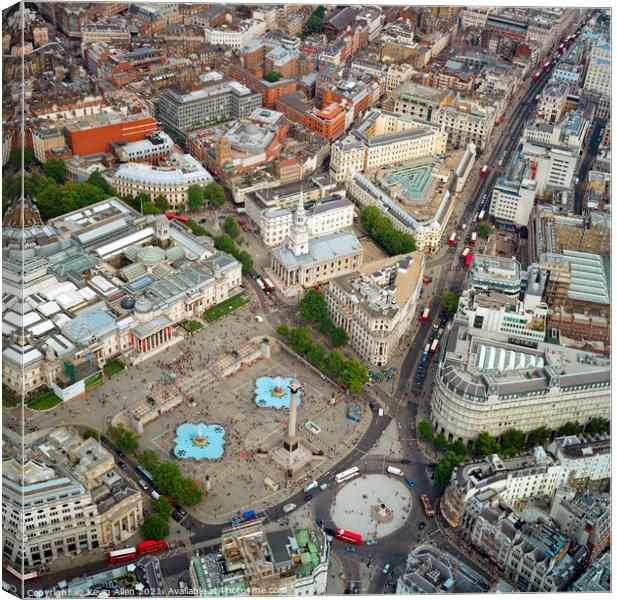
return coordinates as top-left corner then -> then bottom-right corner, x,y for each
405,477 -> 415,488
383,564 -> 391,574
117,461 -> 128,471
138,479 -> 149,490
345,546 -> 357,553
387,466 -> 404,477
282,503 -> 297,514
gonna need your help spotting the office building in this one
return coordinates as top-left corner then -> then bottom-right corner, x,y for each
326,252 -> 425,367
583,42 -> 611,97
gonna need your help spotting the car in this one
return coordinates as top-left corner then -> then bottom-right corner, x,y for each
199,218 -> 208,224
304,480 -> 319,493
405,477 -> 415,488
345,546 -> 357,553
352,586 -> 360,594
171,509 -> 184,522
324,527 -> 336,537
138,479 -> 149,490
366,539 -> 378,546
117,461 -> 128,471
418,521 -> 426,530
116,450 -> 125,458
383,564 -> 391,574
99,435 -> 109,445
176,506 -> 187,517
319,482 -> 329,491
344,589 -> 350,595
303,493 -> 313,502
401,459 -> 412,465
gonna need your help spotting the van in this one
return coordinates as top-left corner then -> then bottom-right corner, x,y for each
151,490 -> 160,500
304,480 -> 318,493
282,503 -> 297,514
378,408 -> 384,417
319,482 -> 329,491
387,466 -> 404,477
138,479 -> 148,490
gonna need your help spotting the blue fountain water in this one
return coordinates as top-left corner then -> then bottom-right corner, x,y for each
173,422 -> 226,460
254,376 -> 302,410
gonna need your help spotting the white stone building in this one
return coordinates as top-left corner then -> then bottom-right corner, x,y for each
326,252 -> 425,367
583,42 -> 611,97
112,153 -> 213,210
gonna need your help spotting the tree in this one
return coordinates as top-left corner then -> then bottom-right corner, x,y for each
223,217 -> 240,238
152,496 -> 172,516
142,201 -> 159,215
330,327 -> 348,348
236,250 -> 253,273
138,449 -> 160,473
204,182 -> 226,208
152,462 -> 182,497
477,221 -> 492,239
433,433 -> 448,452
338,359 -> 369,396
276,324 -> 291,339
107,424 -> 139,455
154,194 -> 170,212
298,289 -> 328,323
289,327 -> 313,356
83,428 -> 99,441
44,158 -> 66,183
526,426 -> 551,448
186,218 -> 208,237
473,431 -> 500,458
322,350 -> 347,379
319,318 -> 334,335
435,451 -> 463,490
9,147 -> 35,168
440,292 -> 460,318
214,234 -> 236,255
359,206 -> 416,256
305,15 -> 323,34
87,170 -> 113,195
177,478 -> 203,506
558,421 -> 582,436
359,206 -> 381,232
187,185 -> 205,211
264,70 -> 283,83
500,428 -> 525,456
306,343 -> 327,368
585,417 -> 609,435
417,420 -> 434,442
449,439 -> 467,458
142,514 -> 169,540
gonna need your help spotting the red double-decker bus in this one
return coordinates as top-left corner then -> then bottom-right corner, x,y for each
533,71 -> 541,81
464,253 -> 474,271
335,528 -> 362,545
137,540 -> 167,555
480,165 -> 488,177
108,547 -> 138,564
420,494 -> 435,518
448,232 -> 457,247
4,564 -> 40,583
165,214 -> 188,223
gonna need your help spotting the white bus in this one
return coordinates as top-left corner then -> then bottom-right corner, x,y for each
335,466 -> 360,484
256,278 -> 266,291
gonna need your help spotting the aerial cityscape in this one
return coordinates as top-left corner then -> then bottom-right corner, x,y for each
1,2 -> 611,597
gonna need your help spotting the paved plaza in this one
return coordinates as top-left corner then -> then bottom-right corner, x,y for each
331,474 -> 412,540
13,292 -> 372,522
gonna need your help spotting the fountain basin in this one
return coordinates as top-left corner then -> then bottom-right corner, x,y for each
173,423 -> 225,460
255,376 -> 302,410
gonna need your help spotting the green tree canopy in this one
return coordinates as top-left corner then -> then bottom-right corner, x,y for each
306,343 -> 327,368
473,431 -> 500,458
477,222 -> 492,239
305,15 -> 323,34
298,289 -> 328,323
558,421 -> 582,436
142,201 -> 159,215
449,439 -> 467,458
153,496 -> 172,516
418,420 -> 434,442
276,324 -> 291,339
500,428 -> 525,457
338,359 -> 368,396
585,416 -> 609,435
44,158 -> 66,183
526,426 -> 551,448
177,478 -> 203,506
87,170 -> 114,194
322,350 -> 346,379
435,450 -> 464,490
154,194 -> 170,212
142,514 -> 169,540
204,182 -> 226,208
289,327 -> 313,356
107,424 -> 139,455
152,462 -> 182,497
214,233 -> 236,254
359,206 -> 416,256
319,318 -> 334,335
440,292 -> 460,318
82,428 -> 99,441
433,432 -> 448,452
236,250 -> 253,273
188,185 -> 205,211
223,216 -> 240,238
330,327 -> 348,348
137,449 -> 160,473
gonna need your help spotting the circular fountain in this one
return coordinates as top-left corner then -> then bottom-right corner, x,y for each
254,376 -> 302,409
173,423 -> 225,460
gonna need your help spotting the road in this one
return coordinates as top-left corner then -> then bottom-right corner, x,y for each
573,117 -> 606,214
